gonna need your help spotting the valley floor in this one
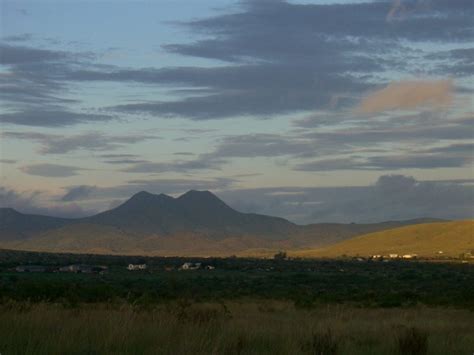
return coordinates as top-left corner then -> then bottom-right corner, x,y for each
1,301 -> 473,355
1,250 -> 473,354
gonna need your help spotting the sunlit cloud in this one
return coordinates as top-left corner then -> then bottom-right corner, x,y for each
386,0 -> 430,22
356,79 -> 453,114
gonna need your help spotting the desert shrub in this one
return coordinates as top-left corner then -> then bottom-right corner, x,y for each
303,328 -> 339,355
173,300 -> 224,324
274,251 -> 287,260
397,327 -> 428,355
257,302 -> 277,313
294,293 -> 315,309
222,334 -> 246,355
131,292 -> 157,312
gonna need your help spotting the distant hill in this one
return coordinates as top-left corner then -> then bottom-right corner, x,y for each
0,190 -> 451,256
0,208 -> 70,241
292,220 -> 474,258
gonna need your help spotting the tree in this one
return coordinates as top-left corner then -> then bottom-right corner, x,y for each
274,251 -> 287,261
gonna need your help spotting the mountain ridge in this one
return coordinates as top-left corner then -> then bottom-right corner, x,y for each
0,190 -> 451,256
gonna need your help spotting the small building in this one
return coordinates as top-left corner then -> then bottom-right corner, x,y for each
179,262 -> 201,270
59,264 -> 106,273
388,254 -> 399,259
402,254 -> 418,259
127,264 -> 147,271
371,255 -> 383,259
15,265 -> 46,273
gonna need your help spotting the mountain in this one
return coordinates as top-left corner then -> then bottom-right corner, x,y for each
0,190 -> 451,256
0,208 -> 70,241
292,220 -> 474,258
82,190 -> 296,238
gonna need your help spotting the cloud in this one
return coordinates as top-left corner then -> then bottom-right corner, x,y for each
20,164 -> 86,177
61,185 -> 98,202
0,187 -> 91,218
302,113 -> 474,149
0,159 -> 16,164
421,143 -> 474,154
386,0 -> 430,22
2,1 -> 472,123
114,112 -> 472,173
427,47 -> 474,76
368,153 -> 472,170
98,0 -> 471,120
0,43 -> 69,64
208,134 -> 312,158
0,110 -> 113,127
17,9 -> 29,16
356,79 -> 454,114
19,174 -> 474,223
0,187 -> 40,208
295,142 -> 473,171
169,0 -> 472,60
104,159 -> 149,165
108,66 -> 368,119
219,175 -> 474,224
295,158 -> 366,172
0,43 -> 104,128
118,133 -> 317,174
60,177 -> 236,202
99,154 -> 140,159
1,33 -> 33,42
3,131 -> 157,153
122,155 -> 225,173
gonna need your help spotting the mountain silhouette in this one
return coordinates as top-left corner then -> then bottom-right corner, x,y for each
81,190 -> 295,237
0,190 -> 447,256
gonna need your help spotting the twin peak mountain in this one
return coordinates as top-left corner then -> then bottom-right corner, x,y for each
0,190 -> 294,241
85,190 -> 294,237
0,190 -> 441,256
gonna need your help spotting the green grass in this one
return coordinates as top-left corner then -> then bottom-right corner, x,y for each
1,301 -> 473,354
1,255 -> 474,308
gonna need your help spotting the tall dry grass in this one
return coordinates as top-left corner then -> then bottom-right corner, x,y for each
0,301 -> 473,354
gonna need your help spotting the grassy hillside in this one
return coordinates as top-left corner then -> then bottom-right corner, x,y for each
293,220 -> 474,258
0,216 -> 455,258
0,223 -> 285,257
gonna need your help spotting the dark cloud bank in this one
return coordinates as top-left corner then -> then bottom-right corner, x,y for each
2,0 -> 472,126
1,174 -> 465,224
218,175 -> 474,224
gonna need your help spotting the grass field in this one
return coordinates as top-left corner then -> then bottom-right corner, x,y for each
1,250 -> 473,354
292,220 -> 474,258
1,301 -> 473,354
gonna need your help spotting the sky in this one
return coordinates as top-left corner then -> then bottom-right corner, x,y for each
0,0 -> 473,224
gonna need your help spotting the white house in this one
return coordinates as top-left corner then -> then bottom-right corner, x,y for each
127,264 -> 147,271
179,262 -> 201,270
15,265 -> 46,273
